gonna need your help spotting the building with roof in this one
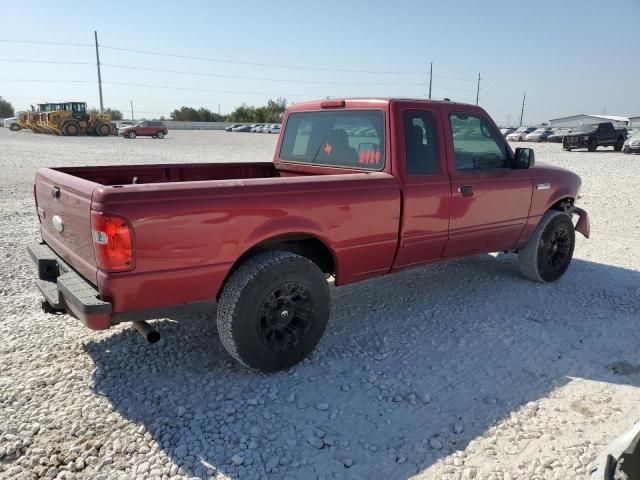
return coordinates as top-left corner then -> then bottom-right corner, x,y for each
549,114 -> 629,128
629,116 -> 640,127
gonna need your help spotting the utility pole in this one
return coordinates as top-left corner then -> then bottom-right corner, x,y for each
475,72 -> 481,106
130,100 -> 134,121
428,62 -> 433,99
218,103 -> 221,116
94,31 -> 104,113
519,92 -> 526,126
507,113 -> 511,126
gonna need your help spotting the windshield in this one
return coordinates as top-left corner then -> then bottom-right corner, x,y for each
532,128 -> 548,134
280,110 -> 385,170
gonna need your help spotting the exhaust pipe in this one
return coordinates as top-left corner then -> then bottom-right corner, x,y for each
132,321 -> 160,343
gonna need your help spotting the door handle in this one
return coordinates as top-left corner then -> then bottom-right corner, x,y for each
457,185 -> 473,197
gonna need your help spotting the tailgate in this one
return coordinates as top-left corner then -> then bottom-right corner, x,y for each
35,168 -> 99,285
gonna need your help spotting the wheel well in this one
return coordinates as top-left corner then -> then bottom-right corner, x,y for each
550,197 -> 574,213
217,235 -> 336,298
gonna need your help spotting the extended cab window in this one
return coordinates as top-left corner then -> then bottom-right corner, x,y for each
280,110 -> 385,170
403,110 -> 440,175
450,112 -> 508,170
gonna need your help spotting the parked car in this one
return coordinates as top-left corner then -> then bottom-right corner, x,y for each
547,129 -> 572,143
622,131 -> 640,154
250,124 -> 266,133
225,124 -> 243,132
3,117 -> 20,131
506,126 -> 536,141
562,122 -> 627,151
115,121 -> 135,136
525,127 -> 554,142
500,127 -> 516,137
266,124 -> 281,134
232,124 -> 255,132
28,97 -> 589,372
121,121 -> 168,139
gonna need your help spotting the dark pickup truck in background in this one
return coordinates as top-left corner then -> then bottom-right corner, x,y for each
563,122 -> 627,152
28,98 -> 590,372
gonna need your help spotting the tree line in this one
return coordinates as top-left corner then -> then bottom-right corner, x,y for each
170,97 -> 287,123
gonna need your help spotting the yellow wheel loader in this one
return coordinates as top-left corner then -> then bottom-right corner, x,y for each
49,102 -> 112,136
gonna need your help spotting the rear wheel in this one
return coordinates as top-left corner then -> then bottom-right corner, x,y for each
62,122 -> 79,137
156,131 -> 164,139
518,210 -> 575,283
587,138 -> 597,152
614,137 -> 624,152
217,251 -> 330,372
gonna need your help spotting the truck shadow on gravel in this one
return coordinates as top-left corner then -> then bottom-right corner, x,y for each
85,256 -> 640,479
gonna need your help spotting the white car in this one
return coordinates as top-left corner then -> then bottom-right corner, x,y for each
116,121 -> 135,136
265,124 -> 281,133
3,117 -> 20,131
524,127 -> 553,142
506,127 -> 536,141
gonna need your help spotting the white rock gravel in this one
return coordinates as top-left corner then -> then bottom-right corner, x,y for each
0,129 -> 639,479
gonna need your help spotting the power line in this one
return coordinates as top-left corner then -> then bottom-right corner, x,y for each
0,39 -> 93,47
100,63 -> 426,87
99,44 -> 426,75
0,58 -> 427,86
431,72 -> 476,82
0,78 -> 334,98
0,59 -> 93,65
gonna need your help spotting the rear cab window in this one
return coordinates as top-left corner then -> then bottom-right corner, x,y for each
280,110 -> 385,170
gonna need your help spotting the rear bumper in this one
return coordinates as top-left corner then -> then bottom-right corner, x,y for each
27,242 -> 112,330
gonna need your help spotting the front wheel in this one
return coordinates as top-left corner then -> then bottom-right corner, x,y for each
128,131 -> 136,139
9,123 -> 20,131
588,138 -> 597,152
217,251 -> 330,372
156,131 -> 164,139
518,210 -> 575,283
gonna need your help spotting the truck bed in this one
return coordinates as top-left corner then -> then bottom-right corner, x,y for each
53,162 -> 280,185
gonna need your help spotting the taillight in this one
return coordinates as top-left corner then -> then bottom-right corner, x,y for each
91,212 -> 134,271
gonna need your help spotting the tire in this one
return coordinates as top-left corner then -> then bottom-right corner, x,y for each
562,139 -> 571,151
95,122 -> 111,137
128,131 -> 136,139
217,251 -> 330,372
9,123 -> 20,131
518,210 -> 575,283
614,137 -> 624,152
157,131 -> 164,139
587,138 -> 597,152
62,122 -> 79,137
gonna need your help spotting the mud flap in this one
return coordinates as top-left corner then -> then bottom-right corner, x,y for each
573,206 -> 590,238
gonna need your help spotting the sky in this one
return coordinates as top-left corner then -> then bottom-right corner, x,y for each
1,0 -> 638,125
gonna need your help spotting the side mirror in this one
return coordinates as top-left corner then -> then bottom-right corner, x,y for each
513,147 -> 535,169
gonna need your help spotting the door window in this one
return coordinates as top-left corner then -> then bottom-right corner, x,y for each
450,112 -> 508,170
403,110 -> 440,175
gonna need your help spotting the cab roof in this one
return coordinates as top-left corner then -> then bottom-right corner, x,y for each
288,97 -> 474,111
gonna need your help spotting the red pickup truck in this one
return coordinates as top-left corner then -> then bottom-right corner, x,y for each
28,98 -> 590,372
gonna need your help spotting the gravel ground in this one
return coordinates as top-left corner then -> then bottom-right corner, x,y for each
0,128 -> 639,480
